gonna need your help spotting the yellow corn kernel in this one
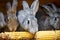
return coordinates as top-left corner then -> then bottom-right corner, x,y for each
35,31 -> 56,40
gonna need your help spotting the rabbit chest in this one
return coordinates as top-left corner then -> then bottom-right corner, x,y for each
7,14 -> 18,31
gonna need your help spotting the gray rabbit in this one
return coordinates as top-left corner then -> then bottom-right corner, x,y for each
6,0 -> 18,31
17,0 -> 39,34
37,3 -> 60,31
43,3 -> 60,30
0,12 -> 6,32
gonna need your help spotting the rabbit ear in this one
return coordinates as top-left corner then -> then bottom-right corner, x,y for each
12,0 -> 18,10
42,5 -> 54,16
51,3 -> 57,11
6,2 -> 11,10
47,3 -> 57,11
31,0 -> 39,16
22,1 -> 29,10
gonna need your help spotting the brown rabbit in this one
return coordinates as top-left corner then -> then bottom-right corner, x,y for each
6,0 -> 18,31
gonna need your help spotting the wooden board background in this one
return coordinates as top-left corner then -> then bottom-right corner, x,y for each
0,0 -> 60,14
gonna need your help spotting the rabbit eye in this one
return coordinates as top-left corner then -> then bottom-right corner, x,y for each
27,20 -> 29,24
54,17 -> 57,21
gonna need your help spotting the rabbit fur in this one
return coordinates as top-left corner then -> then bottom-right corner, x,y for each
0,12 -> 7,32
42,3 -> 60,30
37,3 -> 60,31
6,0 -> 18,31
18,0 -> 39,34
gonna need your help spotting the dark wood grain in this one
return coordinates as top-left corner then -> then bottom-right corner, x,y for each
0,0 -> 59,14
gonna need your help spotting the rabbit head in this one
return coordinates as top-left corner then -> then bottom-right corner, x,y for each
42,3 -> 60,29
0,12 -> 6,28
18,0 -> 39,34
6,0 -> 18,31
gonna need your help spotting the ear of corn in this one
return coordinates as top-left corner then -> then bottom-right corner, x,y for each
35,31 -> 57,40
0,32 -> 34,40
0,30 -> 60,40
56,30 -> 60,40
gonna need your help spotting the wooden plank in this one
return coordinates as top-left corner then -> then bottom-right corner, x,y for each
0,0 -> 59,14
